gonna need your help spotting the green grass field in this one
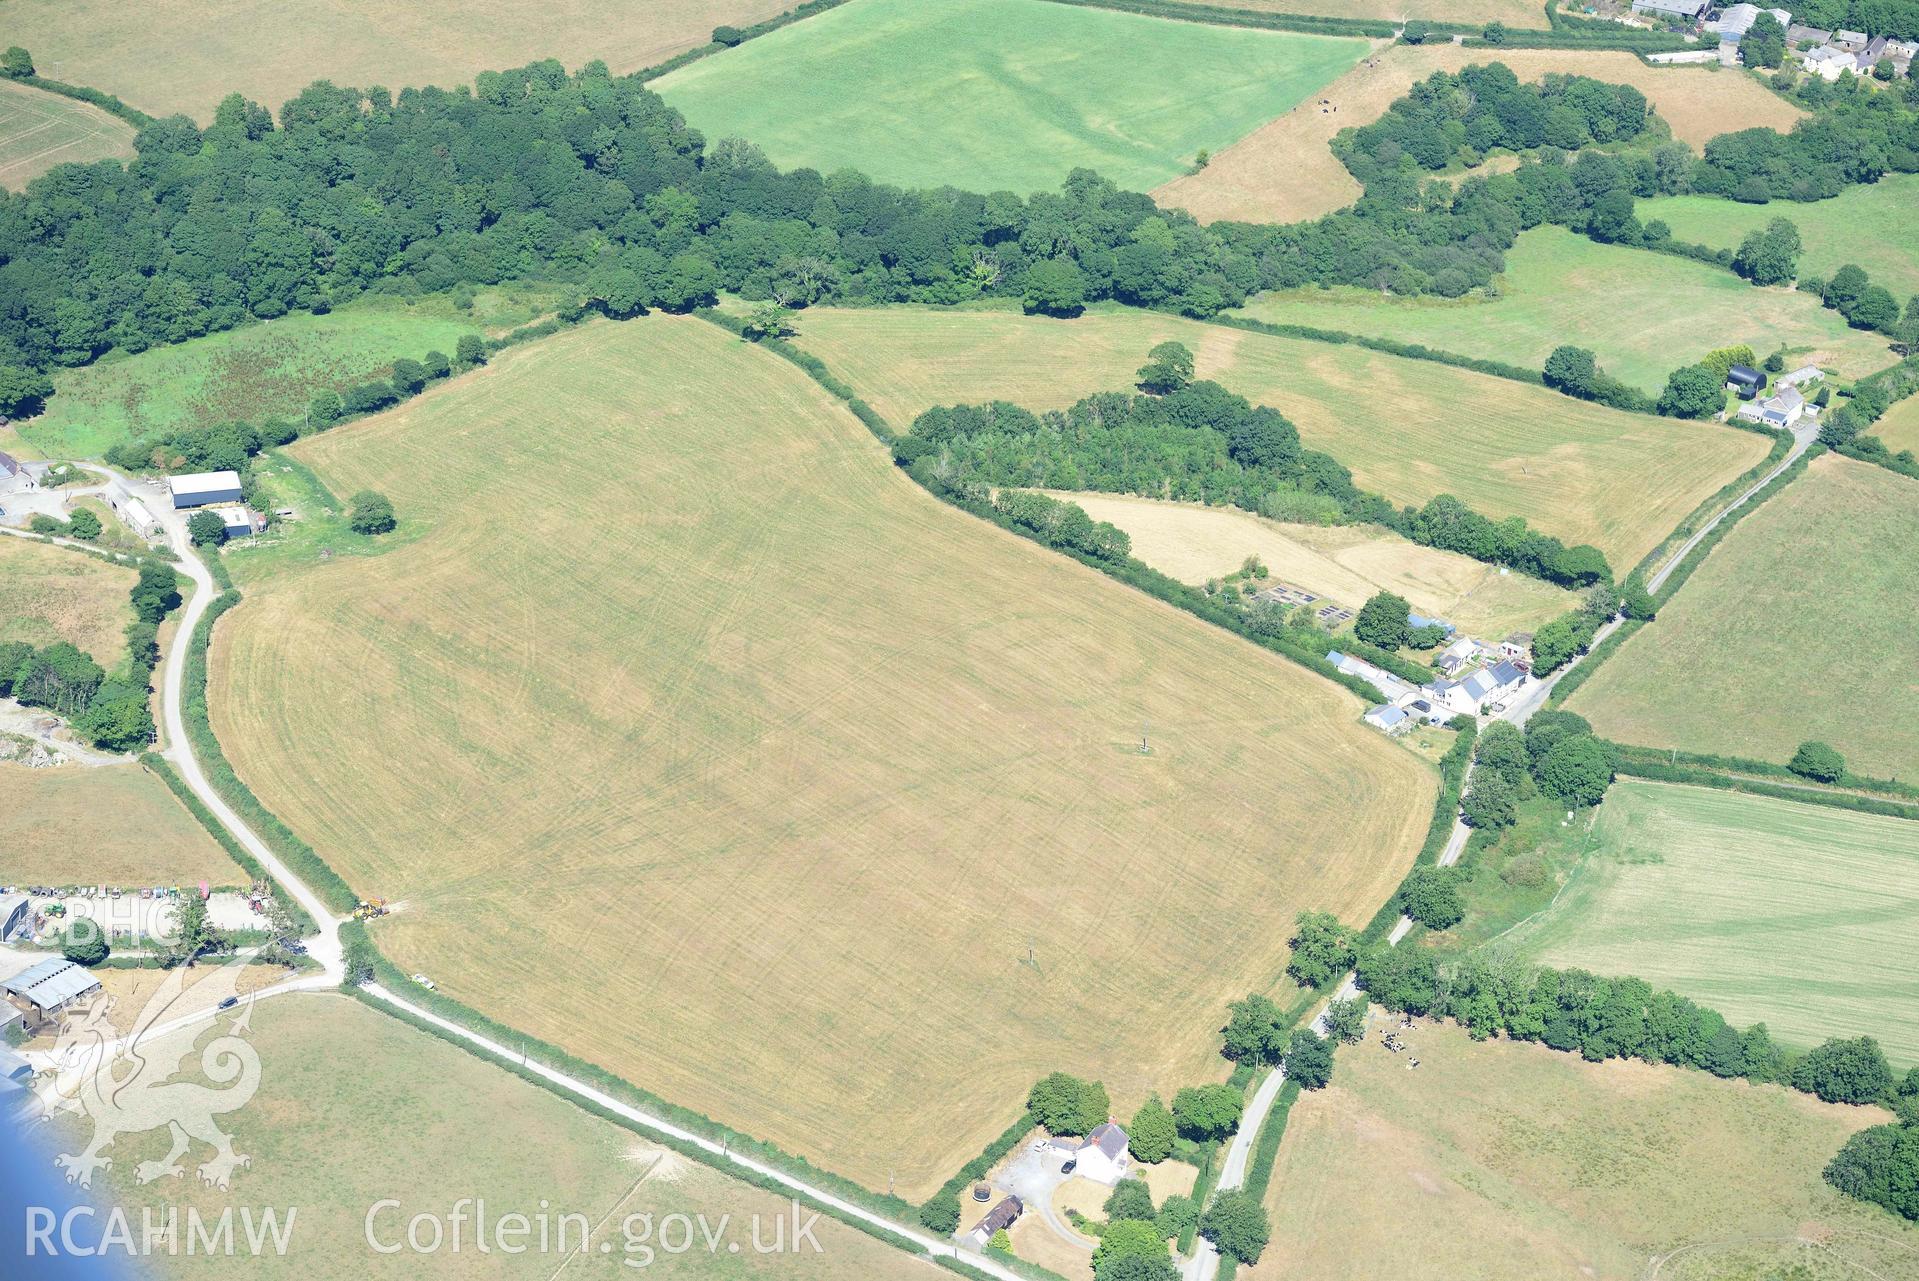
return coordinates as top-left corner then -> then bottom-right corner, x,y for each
1500,780 -> 1919,1065
1643,176 -> 1919,304
1251,1017 -> 1919,1281
785,305 -> 1768,570
91,995 -> 944,1280
0,78 -> 136,190
18,291 -> 563,459
0,535 -> 137,670
1568,454 -> 1919,781
1237,226 -> 1896,393
653,0 -> 1367,193
1869,390 -> 1919,456
208,315 -> 1433,1197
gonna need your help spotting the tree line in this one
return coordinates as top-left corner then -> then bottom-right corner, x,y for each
1340,65 -> 1652,177
8,56 -> 1913,419
0,552 -> 180,751
894,345 -> 1613,592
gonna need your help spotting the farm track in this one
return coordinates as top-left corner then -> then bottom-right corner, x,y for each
53,464 -> 1032,1281
59,328 -> 1818,1281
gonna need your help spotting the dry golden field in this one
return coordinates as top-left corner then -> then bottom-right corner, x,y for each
2,0 -> 794,121
0,762 -> 240,886
208,316 -> 1434,1197
0,78 -> 135,190
1249,1019 -> 1919,1281
90,996 -> 947,1281
0,535 -> 137,670
1155,46 -> 1804,224
1047,491 -> 1571,637
787,306 -> 1767,570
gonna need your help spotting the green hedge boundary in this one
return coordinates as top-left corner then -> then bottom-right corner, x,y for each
1628,428 -> 1791,585
697,310 -> 1396,705
1212,1076 -> 1303,1279
1543,618 -> 1643,708
1610,754 -> 1919,822
1622,747 -> 1919,801
919,1108 -> 1039,1230
137,751 -> 318,935
12,73 -> 156,131
179,591 -> 361,913
1033,0 -> 1418,38
1649,443 -> 1820,607
338,919 -> 932,1235
341,981 -> 938,1264
634,0 -> 855,82
1206,312 -> 1545,387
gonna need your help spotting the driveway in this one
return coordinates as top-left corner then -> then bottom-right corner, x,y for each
995,1139 -> 1095,1253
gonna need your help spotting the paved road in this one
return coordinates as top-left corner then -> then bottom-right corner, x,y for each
1647,421 -> 1814,596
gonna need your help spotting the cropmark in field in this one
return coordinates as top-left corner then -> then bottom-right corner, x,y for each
1501,780 -> 1919,1066
653,0 -> 1368,193
209,316 -> 1434,1197
0,78 -> 136,191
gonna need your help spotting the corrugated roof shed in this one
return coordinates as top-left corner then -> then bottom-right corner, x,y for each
1,957 -> 102,1009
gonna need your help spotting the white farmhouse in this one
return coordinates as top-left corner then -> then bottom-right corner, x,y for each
1071,1123 -> 1132,1186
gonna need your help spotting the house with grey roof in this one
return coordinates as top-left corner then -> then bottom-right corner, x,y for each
1364,704 -> 1412,735
1738,384 -> 1807,428
1073,1123 -> 1131,1186
1632,0 -> 1708,19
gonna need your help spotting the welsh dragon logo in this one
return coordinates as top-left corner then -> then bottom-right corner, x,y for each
33,957 -> 263,1191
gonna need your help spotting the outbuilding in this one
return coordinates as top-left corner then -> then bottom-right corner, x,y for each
213,506 -> 260,539
1,957 -> 102,1026
0,894 -> 30,944
167,470 -> 243,510
1725,365 -> 1765,398
967,1196 -> 1023,1246
1365,704 -> 1412,734
1631,0 -> 1708,19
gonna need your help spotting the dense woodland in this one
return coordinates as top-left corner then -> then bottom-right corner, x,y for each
3,58 -> 1918,418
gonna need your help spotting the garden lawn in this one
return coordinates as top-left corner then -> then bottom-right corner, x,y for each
1642,175 -> 1919,304
0,761 -> 240,886
0,0 -> 794,122
90,995 -> 945,1281
1568,454 -> 1919,779
653,0 -> 1367,193
787,305 -> 1768,570
1236,226 -> 1895,393
1502,780 -> 1919,1065
1048,491 -> 1573,638
0,536 -> 136,670
209,315 -> 1434,1198
22,302 -> 494,459
0,78 -> 135,190
1247,1017 -> 1919,1281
